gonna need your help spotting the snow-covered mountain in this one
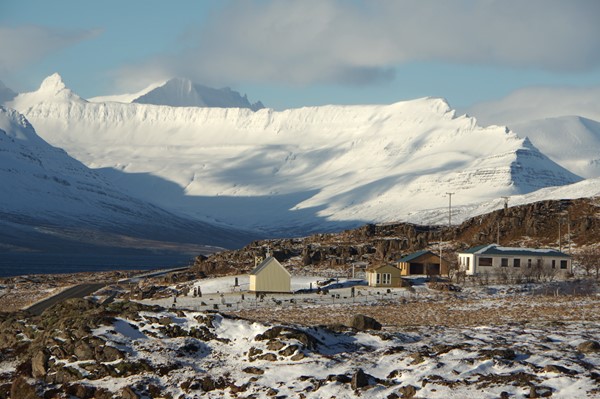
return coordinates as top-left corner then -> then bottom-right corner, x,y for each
6,74 -> 584,235
510,116 -> 600,179
89,77 -> 264,111
0,105 -> 255,262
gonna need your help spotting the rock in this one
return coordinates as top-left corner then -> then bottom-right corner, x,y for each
479,348 -> 516,361
158,316 -> 173,325
121,386 -> 139,399
279,344 -> 299,357
242,367 -> 264,375
65,383 -> 96,399
399,385 -> 418,398
257,353 -> 278,361
499,392 -> 510,399
290,352 -> 305,361
577,340 -> 600,353
351,369 -> 370,389
266,340 -> 286,351
74,341 -> 95,360
255,326 -> 319,350
31,350 -> 49,378
327,374 -> 352,383
10,376 -> 42,399
543,364 -> 574,374
349,314 -> 382,331
96,345 -> 124,362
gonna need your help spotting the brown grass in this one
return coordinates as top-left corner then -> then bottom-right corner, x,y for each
229,296 -> 600,329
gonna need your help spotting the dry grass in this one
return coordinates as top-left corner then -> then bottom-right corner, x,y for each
230,295 -> 600,329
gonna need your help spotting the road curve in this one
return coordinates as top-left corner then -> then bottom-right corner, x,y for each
25,283 -> 106,316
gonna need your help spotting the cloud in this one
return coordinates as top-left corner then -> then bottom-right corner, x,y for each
115,0 -> 600,89
467,86 -> 600,126
0,25 -> 100,73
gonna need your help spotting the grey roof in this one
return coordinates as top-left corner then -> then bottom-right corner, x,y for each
249,257 -> 290,276
460,244 -> 569,258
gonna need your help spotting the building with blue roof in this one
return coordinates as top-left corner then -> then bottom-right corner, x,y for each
458,244 -> 571,277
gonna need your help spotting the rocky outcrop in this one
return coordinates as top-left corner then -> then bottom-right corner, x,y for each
187,198 -> 600,280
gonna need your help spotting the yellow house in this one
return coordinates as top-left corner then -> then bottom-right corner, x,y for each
366,264 -> 404,287
249,257 -> 291,293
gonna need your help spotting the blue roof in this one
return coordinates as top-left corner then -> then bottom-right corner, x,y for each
398,250 -> 435,263
460,244 -> 569,258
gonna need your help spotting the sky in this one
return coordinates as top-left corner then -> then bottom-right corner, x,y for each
1,0 -> 600,115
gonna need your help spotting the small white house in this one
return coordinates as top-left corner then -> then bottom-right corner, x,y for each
249,256 -> 291,293
458,244 -> 571,277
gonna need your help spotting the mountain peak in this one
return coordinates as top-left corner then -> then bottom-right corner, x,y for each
131,78 -> 265,111
39,73 -> 67,93
7,74 -> 84,109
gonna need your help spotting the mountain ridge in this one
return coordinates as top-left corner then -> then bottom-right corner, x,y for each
5,75 -> 583,236
89,77 -> 264,110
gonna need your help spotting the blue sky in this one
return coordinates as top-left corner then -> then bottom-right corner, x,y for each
1,0 -> 600,112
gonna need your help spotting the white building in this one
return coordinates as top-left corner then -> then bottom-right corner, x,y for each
458,244 -> 571,277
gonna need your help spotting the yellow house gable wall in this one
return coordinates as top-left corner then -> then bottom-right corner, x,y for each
250,259 -> 291,293
366,264 -> 403,287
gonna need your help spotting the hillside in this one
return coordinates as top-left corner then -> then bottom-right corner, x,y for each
0,106 -> 257,275
511,116 -> 600,178
7,74 -> 583,236
191,197 -> 600,276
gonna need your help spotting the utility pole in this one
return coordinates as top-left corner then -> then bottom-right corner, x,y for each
558,219 -> 562,252
497,222 -> 500,245
446,192 -> 455,227
501,196 -> 509,212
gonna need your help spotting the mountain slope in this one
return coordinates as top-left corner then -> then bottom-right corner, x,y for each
89,77 -> 264,110
0,106 -> 255,263
510,116 -> 600,179
7,74 -> 583,235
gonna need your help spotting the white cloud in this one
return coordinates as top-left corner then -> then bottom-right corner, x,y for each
0,25 -> 100,74
114,0 -> 600,89
466,85 -> 600,126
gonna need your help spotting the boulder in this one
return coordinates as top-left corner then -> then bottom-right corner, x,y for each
578,340 -> 600,353
121,386 -> 139,399
10,376 -> 42,399
351,369 -> 370,389
31,350 -> 49,378
349,314 -> 382,331
398,385 -> 418,398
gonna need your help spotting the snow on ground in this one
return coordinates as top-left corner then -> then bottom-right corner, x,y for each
85,300 -> 600,398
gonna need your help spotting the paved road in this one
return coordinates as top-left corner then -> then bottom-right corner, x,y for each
25,283 -> 106,316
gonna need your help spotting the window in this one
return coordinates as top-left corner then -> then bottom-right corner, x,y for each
382,273 -> 391,285
376,273 -> 380,284
479,257 -> 493,266
527,259 -> 532,268
513,259 -> 520,268
537,259 -> 543,268
560,260 -> 568,269
501,258 -> 509,267
552,260 -> 556,269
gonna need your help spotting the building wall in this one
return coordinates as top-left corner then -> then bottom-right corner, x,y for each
367,264 -> 403,287
459,253 -> 571,277
398,252 -> 449,276
249,260 -> 291,293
